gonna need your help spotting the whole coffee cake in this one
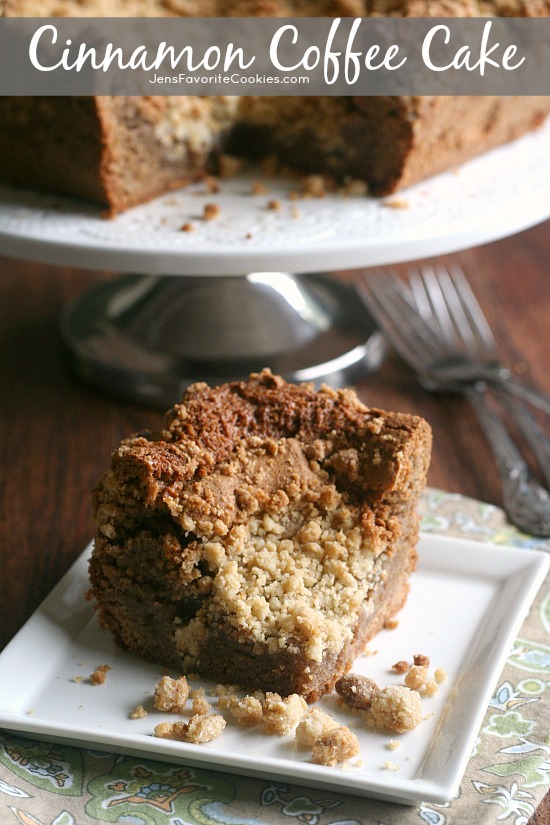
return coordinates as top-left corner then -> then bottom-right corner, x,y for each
89,370 -> 431,700
2,1 -> 550,212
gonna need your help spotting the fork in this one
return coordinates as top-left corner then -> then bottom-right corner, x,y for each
361,266 -> 550,415
408,265 -> 550,491
357,266 -> 550,537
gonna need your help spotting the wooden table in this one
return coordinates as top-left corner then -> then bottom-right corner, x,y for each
1,220 -> 549,822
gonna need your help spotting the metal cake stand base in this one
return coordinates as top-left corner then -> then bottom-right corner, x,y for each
60,272 -> 385,407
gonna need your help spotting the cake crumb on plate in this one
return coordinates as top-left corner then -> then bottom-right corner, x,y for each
335,673 -> 379,710
191,689 -> 210,716
312,726 -> 360,767
404,665 -> 428,691
202,202 -> 220,221
295,708 -> 338,748
154,675 -> 189,713
370,686 -> 423,733
228,694 -> 263,727
422,678 -> 440,697
413,653 -> 430,667
263,692 -> 307,736
154,713 -> 226,744
90,664 -> 111,685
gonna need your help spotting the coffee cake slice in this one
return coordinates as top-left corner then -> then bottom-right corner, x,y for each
90,370 -> 431,700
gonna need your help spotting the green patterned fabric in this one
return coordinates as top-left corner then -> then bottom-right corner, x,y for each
1,489 -> 549,825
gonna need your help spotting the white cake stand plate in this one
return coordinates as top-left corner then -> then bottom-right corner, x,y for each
1,120 -> 549,405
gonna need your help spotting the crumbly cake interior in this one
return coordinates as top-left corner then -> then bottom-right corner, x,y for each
90,371 -> 431,700
150,97 -> 239,164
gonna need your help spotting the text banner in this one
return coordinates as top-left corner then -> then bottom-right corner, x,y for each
1,17 -> 549,95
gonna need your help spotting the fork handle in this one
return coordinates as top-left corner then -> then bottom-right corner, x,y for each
496,392 -> 550,490
466,388 -> 530,479
424,362 -> 550,416
486,374 -> 550,417
464,387 -> 550,536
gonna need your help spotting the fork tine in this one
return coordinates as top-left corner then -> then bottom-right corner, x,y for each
358,272 -> 451,370
409,266 -> 459,349
356,277 -> 428,372
408,269 -> 431,319
433,264 -> 477,353
409,264 -> 498,362
376,274 -> 453,363
446,264 -> 498,356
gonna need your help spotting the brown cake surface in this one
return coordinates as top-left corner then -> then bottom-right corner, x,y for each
90,370 -> 431,700
2,0 -> 550,211
6,0 -> 550,16
0,96 -> 239,215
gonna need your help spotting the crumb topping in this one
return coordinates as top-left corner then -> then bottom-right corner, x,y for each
335,673 -> 379,710
168,432 -> 392,661
302,174 -> 327,197
154,720 -> 187,740
90,664 -> 111,685
312,726 -> 360,766
251,180 -> 269,195
202,202 -> 220,220
203,175 -> 220,193
295,708 -> 338,748
370,685 -> 423,733
154,675 -> 189,713
228,694 -> 264,726
404,664 -> 428,691
215,683 -> 241,696
178,504 -> 386,662
413,653 -> 430,667
187,713 -> 226,742
191,688 -> 210,715
154,713 -> 226,743
382,198 -> 409,209
262,692 -> 307,735
421,678 -> 439,697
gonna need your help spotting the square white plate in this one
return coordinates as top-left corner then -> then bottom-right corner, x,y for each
0,534 -> 547,806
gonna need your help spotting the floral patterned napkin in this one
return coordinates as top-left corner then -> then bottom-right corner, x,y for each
1,489 -> 548,825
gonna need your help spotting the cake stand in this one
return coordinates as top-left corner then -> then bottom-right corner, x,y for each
1,120 -> 549,407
